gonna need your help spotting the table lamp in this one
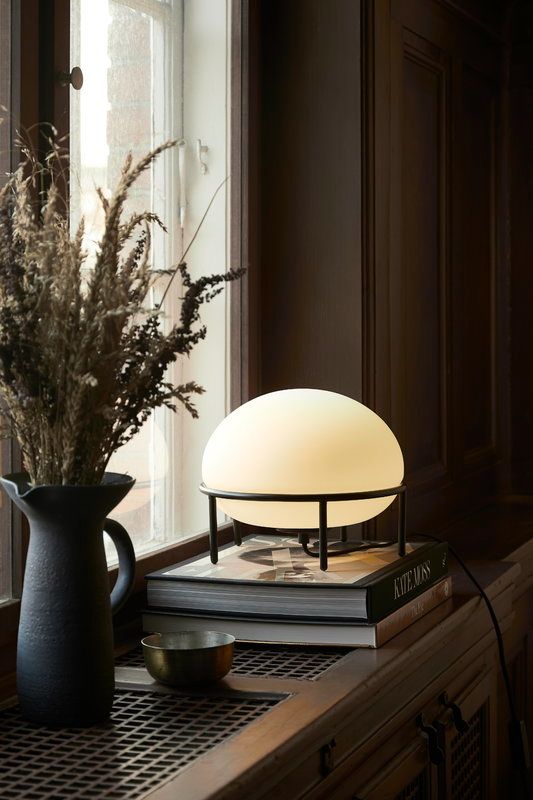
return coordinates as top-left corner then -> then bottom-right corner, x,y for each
201,388 -> 405,570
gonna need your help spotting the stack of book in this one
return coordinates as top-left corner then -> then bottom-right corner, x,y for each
143,534 -> 451,647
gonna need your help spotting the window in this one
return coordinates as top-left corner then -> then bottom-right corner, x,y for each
69,0 -> 233,559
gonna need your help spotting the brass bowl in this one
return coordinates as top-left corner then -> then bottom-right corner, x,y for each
141,631 -> 235,687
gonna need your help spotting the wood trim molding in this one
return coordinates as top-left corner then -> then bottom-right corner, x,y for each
38,0 -> 69,158
0,599 -> 20,648
389,25 -> 451,490
433,0 -> 507,43
361,0 -> 377,413
369,0 -> 392,425
0,0 -> 12,180
370,0 -> 509,533
231,0 -> 261,405
230,0 -> 245,410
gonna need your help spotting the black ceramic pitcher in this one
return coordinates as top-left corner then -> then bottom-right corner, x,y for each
0,471 -> 136,727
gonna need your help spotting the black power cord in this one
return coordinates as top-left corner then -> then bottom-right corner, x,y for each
413,531 -> 531,799
298,531 -> 392,558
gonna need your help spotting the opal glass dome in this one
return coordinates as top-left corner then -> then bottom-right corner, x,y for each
201,389 -> 404,529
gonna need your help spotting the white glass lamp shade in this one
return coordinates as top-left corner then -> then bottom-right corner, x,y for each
201,389 -> 404,529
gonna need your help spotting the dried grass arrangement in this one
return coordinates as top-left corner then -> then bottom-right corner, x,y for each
0,140 -> 242,486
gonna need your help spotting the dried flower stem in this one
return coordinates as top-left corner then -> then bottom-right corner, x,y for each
0,138 -> 243,485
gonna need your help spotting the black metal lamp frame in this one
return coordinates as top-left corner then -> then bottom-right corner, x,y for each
199,483 -> 407,571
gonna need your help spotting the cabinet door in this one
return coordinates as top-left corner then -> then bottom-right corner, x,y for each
436,671 -> 498,800
353,739 -> 438,800
342,669 -> 497,800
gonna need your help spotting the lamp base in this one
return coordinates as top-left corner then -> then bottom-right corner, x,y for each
202,483 -> 407,571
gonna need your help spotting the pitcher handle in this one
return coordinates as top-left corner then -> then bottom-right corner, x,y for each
104,518 -> 136,615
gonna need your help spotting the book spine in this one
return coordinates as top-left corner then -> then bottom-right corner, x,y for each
366,541 -> 448,622
142,612 -> 376,646
374,575 -> 453,646
142,576 -> 453,648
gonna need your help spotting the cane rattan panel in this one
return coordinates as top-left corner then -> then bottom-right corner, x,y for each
394,768 -> 429,800
0,688 -> 281,800
450,705 -> 486,800
117,642 -> 350,680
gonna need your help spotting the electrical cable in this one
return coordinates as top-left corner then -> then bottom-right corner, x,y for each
413,531 -> 531,799
299,533 -> 392,558
296,526 -> 531,795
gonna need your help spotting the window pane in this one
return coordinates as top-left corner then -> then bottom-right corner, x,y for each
70,0 -> 230,559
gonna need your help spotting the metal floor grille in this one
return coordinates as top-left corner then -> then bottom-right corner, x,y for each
0,688 -> 281,800
451,705 -> 485,800
117,642 -> 350,680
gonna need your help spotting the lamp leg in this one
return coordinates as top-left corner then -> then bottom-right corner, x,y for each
209,495 -> 218,564
340,526 -> 348,542
319,500 -> 328,571
233,519 -> 243,546
398,491 -> 406,557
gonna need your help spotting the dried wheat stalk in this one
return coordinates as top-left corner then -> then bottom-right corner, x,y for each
0,139 -> 242,485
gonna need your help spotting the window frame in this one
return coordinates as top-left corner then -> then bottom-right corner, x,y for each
0,0 -> 13,609
0,0 -> 24,651
0,0 -> 255,660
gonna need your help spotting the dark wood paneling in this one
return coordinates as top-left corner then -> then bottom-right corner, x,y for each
259,0 -> 362,398
457,65 -> 497,462
19,0 -> 39,153
256,0 -> 510,532
231,0 -> 262,408
510,1 -> 533,492
390,34 -> 448,486
0,0 -> 13,602
0,0 -> 12,184
38,0 -> 70,151
371,0 -> 507,532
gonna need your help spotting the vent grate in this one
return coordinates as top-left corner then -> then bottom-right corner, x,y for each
394,767 -> 429,799
117,642 -> 349,680
0,688 -> 281,799
451,705 -> 485,800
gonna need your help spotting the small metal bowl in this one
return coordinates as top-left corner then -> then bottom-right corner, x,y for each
141,631 -> 235,687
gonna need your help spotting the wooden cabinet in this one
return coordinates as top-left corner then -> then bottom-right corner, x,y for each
354,741 -> 437,799
318,668 -> 500,800
435,672 -> 497,800
132,554 -> 524,800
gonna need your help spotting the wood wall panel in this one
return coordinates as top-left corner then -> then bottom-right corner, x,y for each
259,0 -> 362,399
0,0 -> 12,187
258,0 -> 509,535
458,66 -> 497,462
371,0 -> 506,531
509,0 -> 533,492
390,40 -> 448,486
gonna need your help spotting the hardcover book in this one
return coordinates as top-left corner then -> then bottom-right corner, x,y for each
146,535 -> 448,623
143,575 -> 453,648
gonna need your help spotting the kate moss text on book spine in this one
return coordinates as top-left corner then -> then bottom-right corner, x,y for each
367,542 -> 448,622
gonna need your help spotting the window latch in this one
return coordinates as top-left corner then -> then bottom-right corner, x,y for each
197,139 -> 209,174
57,66 -> 84,90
